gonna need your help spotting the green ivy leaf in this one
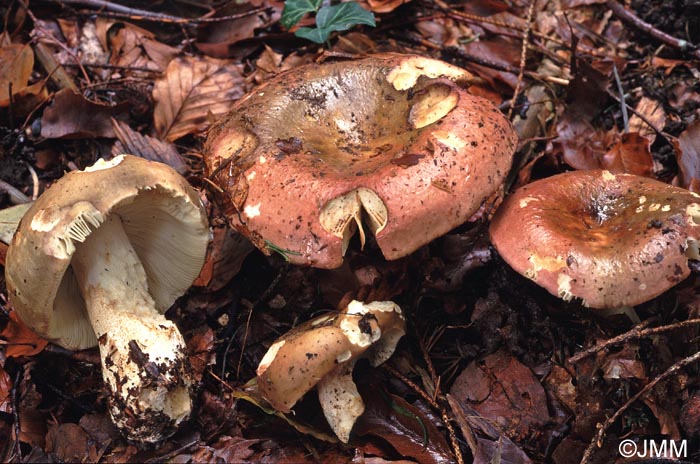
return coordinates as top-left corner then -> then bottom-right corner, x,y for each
281,0 -> 323,29
294,2 -> 375,44
294,26 -> 330,44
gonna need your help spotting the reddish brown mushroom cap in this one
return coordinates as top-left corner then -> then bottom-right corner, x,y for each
204,54 -> 517,268
489,170 -> 700,309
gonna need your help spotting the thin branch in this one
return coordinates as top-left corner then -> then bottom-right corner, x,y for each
508,0 -> 535,120
51,0 -> 268,24
569,318 -> 700,364
606,0 -> 700,59
580,349 -> 700,463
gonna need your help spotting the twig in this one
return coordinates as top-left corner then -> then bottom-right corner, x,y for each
580,348 -> 700,463
606,0 -> 700,59
11,369 -> 22,462
612,64 -> 629,133
0,179 -> 30,204
446,394 -> 479,458
383,364 -> 465,464
508,0 -> 535,120
53,0 -> 268,25
569,318 -> 700,364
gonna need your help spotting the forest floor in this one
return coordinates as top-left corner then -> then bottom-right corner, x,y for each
1,0 -> 700,463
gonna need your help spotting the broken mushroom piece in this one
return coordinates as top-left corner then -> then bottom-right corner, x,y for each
256,300 -> 405,443
489,170 -> 700,310
205,53 -> 517,268
5,155 -> 210,442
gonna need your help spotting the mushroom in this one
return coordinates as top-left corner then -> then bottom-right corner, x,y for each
204,54 -> 517,268
489,169 -> 700,311
256,300 -> 405,443
5,155 -> 210,442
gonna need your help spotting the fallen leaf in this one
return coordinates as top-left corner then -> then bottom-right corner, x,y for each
473,435 -> 533,464
192,226 -> 254,291
187,326 -> 216,383
0,44 -> 33,107
1,311 -> 48,357
355,377 -> 453,464
45,423 -> 92,463
449,350 -> 550,441
40,89 -> 129,139
96,19 -> 179,72
0,365 -> 11,413
676,121 -> 700,192
0,203 -> 32,245
111,118 -> 187,174
152,55 -> 245,141
195,2 -> 278,59
365,0 -> 410,13
628,96 -> 666,144
601,131 -> 654,176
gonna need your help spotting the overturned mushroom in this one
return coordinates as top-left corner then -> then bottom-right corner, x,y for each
256,300 -> 405,442
205,54 -> 517,268
5,155 -> 210,442
489,170 -> 700,310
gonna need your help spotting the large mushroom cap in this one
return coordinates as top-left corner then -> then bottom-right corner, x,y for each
205,54 -> 517,268
5,154 -> 210,350
489,170 -> 700,309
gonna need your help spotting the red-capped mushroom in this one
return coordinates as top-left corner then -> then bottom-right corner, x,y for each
205,54 -> 516,268
489,170 -> 700,310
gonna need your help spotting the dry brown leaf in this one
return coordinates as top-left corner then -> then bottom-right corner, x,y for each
450,350 -> 550,442
111,118 -> 187,174
602,131 -> 654,176
0,44 -> 34,106
676,121 -> 700,192
365,0 -> 411,13
1,311 -> 49,358
153,55 -> 245,141
96,18 -> 178,72
41,89 -> 129,139
628,96 -> 666,143
195,1 -> 280,59
0,365 -> 11,413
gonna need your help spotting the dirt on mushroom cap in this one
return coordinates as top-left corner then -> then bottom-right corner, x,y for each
204,53 -> 517,268
489,169 -> 700,309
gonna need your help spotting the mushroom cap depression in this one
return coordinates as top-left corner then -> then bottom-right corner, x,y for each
205,54 -> 517,268
5,155 -> 210,350
489,170 -> 700,309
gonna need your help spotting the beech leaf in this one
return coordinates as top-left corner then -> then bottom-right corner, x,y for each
153,55 -> 245,142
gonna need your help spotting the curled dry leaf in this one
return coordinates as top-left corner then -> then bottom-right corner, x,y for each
153,55 -> 245,141
111,118 -> 187,174
96,18 -> 178,72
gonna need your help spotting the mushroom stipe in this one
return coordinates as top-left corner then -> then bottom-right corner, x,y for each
5,155 -> 210,442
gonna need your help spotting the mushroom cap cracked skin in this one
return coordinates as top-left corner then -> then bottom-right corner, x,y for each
489,169 -> 700,309
204,54 -> 517,268
5,154 -> 210,350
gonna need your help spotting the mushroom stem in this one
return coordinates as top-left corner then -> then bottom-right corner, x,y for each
70,214 -> 192,442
